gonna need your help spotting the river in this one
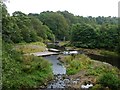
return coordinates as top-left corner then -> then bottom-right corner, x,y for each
43,55 -> 68,89
42,44 -> 120,89
43,55 -> 66,75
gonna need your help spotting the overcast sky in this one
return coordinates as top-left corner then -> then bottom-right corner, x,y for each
5,0 -> 119,17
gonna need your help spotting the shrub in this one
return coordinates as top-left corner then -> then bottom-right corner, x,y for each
2,43 -> 53,90
65,54 -> 91,75
91,84 -> 103,90
98,72 -> 120,90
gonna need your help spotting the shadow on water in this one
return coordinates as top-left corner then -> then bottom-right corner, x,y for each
87,54 -> 120,69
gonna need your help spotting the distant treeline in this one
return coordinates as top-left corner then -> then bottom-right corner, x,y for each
2,4 -> 120,51
1,2 -> 120,89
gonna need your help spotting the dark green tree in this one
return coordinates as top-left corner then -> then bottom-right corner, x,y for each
38,11 -> 69,40
71,23 -> 98,48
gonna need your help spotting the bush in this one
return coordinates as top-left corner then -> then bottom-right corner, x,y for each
2,43 -> 53,90
91,84 -> 103,90
64,55 -> 91,75
98,72 -> 120,90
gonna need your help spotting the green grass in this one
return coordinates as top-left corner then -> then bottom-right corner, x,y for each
94,72 -> 120,90
14,42 -> 46,54
62,54 -> 92,75
86,64 -> 119,76
62,54 -> 119,76
100,50 -> 119,57
62,54 -> 120,89
2,43 -> 53,90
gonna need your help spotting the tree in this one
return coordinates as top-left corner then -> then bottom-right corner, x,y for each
71,23 -> 97,48
30,16 -> 54,40
12,11 -> 38,42
38,11 -> 69,40
98,24 -> 118,49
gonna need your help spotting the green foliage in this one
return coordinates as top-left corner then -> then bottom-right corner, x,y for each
87,65 -> 109,76
36,11 -> 69,40
91,84 -> 103,90
98,72 -> 120,90
63,54 -> 92,75
2,5 -> 119,51
67,60 -> 82,75
2,9 -> 55,43
86,61 -> 119,77
71,23 -> 119,50
2,3 -> 120,90
15,42 -> 46,54
30,16 -> 55,40
71,23 -> 98,48
62,54 -> 119,77
2,42 -> 53,90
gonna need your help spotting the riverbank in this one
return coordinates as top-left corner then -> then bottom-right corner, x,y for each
61,46 -> 120,69
58,54 -> 120,89
13,42 -> 120,89
2,42 -> 54,90
64,46 -> 119,57
14,42 -> 47,54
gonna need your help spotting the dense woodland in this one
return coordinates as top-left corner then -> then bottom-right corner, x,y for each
2,5 -> 120,51
1,1 -> 120,90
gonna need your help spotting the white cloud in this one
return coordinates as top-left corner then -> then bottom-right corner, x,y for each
5,0 -> 119,17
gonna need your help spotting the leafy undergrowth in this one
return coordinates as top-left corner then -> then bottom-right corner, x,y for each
14,42 -> 46,54
60,54 -> 92,75
2,43 -> 53,90
97,72 -> 120,90
60,54 -> 120,89
61,54 -> 119,75
91,72 -> 120,90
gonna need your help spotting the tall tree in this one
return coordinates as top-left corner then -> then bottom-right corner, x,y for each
71,23 -> 97,48
38,11 -> 69,40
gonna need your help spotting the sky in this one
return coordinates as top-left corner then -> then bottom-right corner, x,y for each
5,0 -> 120,17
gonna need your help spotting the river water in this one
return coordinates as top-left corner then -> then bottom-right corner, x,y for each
42,47 -> 120,89
43,55 -> 66,75
43,55 -> 68,89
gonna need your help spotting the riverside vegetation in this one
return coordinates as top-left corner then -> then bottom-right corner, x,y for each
2,42 -> 53,90
59,54 -> 120,89
1,1 -> 120,90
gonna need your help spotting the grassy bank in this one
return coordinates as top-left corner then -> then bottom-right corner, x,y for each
59,54 -> 120,89
14,42 -> 46,54
2,42 -> 53,90
60,54 -> 92,75
60,54 -> 119,75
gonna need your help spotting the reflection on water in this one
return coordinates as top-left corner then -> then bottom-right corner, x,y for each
43,55 -> 66,75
